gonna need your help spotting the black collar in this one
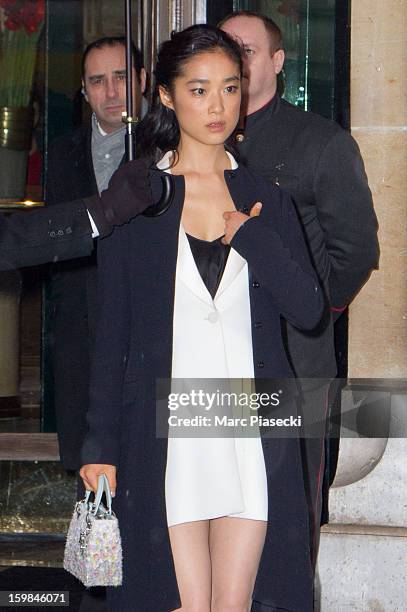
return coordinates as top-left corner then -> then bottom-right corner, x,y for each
245,93 -> 280,130
149,163 -> 257,217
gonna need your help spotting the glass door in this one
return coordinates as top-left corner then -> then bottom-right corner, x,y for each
208,0 -> 349,126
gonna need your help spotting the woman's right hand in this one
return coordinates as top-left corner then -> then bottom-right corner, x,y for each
79,464 -> 117,497
222,202 -> 263,245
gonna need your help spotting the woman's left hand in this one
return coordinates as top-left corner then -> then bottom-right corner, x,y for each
222,202 -> 262,245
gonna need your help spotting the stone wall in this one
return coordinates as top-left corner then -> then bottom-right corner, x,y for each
348,0 -> 407,378
318,4 -> 407,609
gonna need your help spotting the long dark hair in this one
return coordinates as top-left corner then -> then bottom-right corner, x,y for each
136,25 -> 243,160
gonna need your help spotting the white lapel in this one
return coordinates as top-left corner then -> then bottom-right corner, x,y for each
215,248 -> 247,301
158,150 -> 247,304
212,151 -> 248,301
177,228 -> 214,306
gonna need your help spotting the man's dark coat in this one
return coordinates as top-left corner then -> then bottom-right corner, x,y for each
46,122 -> 106,470
0,202 -> 93,270
237,95 -> 379,551
82,164 -> 323,612
237,94 -> 379,378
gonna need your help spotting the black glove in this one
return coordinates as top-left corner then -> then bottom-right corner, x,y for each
84,159 -> 153,238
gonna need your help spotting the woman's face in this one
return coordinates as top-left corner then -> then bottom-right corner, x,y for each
160,49 -> 241,148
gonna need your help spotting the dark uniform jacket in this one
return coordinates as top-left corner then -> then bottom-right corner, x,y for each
82,163 -> 323,612
46,122 -> 106,470
237,94 -> 379,378
237,94 -> 380,551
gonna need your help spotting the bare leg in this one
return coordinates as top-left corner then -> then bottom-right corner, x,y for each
169,520 -> 211,612
210,517 -> 267,612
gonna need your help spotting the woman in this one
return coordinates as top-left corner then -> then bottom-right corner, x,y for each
80,25 -> 323,612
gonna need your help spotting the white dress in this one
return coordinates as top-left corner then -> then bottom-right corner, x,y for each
160,152 -> 268,527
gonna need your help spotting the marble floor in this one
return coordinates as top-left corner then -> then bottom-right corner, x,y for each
0,537 -> 64,568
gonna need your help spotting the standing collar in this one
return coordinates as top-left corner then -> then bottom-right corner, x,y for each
244,93 -> 280,130
150,153 -> 255,215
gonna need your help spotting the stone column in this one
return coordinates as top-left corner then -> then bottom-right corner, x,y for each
317,4 -> 407,609
348,0 -> 407,378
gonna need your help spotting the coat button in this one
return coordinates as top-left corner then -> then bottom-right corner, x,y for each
57,229 -> 64,236
208,311 -> 219,324
257,361 -> 265,369
254,322 -> 263,329
66,226 -> 72,234
49,231 -> 56,237
252,281 -> 260,288
242,206 -> 249,214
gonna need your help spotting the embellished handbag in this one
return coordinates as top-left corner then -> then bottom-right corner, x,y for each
63,474 -> 122,587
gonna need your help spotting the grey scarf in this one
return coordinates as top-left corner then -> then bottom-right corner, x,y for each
91,114 -> 126,194
91,98 -> 148,193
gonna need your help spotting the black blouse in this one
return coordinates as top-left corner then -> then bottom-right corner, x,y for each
186,233 -> 230,299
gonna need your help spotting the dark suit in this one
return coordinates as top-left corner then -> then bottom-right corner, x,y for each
0,202 -> 93,271
82,164 -> 323,612
46,122 -> 104,470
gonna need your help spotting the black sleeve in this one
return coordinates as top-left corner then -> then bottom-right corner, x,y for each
314,129 -> 379,311
231,187 -> 324,331
0,202 -> 94,270
0,134 -> 96,270
81,227 -> 130,467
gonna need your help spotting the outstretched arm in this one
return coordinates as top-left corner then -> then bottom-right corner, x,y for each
0,160 -> 153,270
0,201 -> 94,270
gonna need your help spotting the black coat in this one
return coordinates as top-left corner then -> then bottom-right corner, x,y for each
32,95 -> 379,475
238,94 -> 379,378
0,201 -> 93,271
46,122 -> 102,470
82,163 -> 323,612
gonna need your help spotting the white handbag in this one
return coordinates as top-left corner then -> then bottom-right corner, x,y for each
63,474 -> 122,587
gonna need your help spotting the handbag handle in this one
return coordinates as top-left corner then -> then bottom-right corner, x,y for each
85,474 -> 113,516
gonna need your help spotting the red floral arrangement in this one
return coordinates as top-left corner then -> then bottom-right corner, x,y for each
0,0 -> 45,35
